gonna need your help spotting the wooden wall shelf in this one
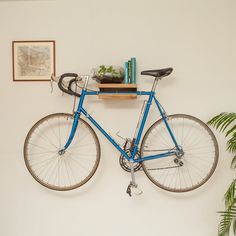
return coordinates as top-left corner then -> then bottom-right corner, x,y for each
97,84 -> 137,99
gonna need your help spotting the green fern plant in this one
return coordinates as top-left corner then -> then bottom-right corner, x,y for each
208,112 -> 236,236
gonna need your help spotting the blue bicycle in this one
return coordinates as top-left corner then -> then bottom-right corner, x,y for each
23,68 -> 219,195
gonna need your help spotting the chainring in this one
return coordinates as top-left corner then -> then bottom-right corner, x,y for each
119,150 -> 142,172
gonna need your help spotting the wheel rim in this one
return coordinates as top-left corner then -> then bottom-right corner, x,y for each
24,113 -> 100,191
141,114 -> 219,192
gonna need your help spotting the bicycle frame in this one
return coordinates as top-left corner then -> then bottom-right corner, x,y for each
62,76 -> 180,163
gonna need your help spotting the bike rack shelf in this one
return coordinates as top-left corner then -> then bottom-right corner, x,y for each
97,84 -> 137,99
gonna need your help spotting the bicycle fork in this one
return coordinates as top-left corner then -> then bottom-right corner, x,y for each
59,90 -> 86,153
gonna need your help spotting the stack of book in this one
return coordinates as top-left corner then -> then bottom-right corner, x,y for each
124,57 -> 136,84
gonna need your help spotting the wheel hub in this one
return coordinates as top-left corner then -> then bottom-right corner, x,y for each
174,147 -> 184,166
175,146 -> 184,158
58,149 -> 66,155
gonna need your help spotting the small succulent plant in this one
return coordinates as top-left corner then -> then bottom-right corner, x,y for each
96,65 -> 120,78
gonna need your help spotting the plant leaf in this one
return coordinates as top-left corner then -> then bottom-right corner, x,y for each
224,180 -> 236,208
226,125 -> 236,137
208,113 -> 226,128
231,155 -> 236,169
221,114 -> 236,133
216,113 -> 232,130
227,132 -> 236,153
208,113 -> 236,133
208,113 -> 236,235
233,218 -> 236,235
218,205 -> 236,236
208,113 -> 225,126
218,212 -> 233,236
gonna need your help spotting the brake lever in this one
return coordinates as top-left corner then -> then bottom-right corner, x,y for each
51,74 -> 60,82
50,74 -> 60,93
50,74 -> 55,93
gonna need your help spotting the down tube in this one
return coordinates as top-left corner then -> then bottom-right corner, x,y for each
80,107 -> 130,160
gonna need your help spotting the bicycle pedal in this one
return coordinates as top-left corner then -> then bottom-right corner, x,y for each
132,186 -> 143,196
126,183 -> 143,197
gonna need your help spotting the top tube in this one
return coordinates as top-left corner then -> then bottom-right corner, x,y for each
85,90 -> 153,96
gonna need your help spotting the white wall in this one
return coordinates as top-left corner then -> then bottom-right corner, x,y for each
0,0 -> 236,236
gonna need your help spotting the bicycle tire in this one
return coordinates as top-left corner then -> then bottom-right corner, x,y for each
24,113 -> 100,191
140,114 -> 219,192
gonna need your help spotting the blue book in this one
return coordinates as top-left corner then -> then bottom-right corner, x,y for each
131,57 -> 136,84
124,62 -> 129,84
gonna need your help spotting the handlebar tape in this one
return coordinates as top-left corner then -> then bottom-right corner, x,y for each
58,73 -> 81,97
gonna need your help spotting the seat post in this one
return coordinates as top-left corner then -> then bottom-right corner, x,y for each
151,77 -> 161,92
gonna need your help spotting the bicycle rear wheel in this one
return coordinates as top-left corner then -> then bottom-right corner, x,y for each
24,113 -> 100,191
140,114 -> 218,192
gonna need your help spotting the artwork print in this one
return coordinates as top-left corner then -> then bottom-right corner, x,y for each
12,41 -> 55,81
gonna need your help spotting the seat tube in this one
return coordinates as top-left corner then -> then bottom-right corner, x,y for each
131,78 -> 159,159
131,92 -> 154,159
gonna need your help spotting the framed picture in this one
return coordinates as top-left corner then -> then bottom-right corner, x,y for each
12,40 -> 55,81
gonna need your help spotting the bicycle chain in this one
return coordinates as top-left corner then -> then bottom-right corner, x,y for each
145,165 -> 181,171
138,165 -> 181,171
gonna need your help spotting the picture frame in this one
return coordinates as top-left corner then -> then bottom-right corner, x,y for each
12,40 -> 56,81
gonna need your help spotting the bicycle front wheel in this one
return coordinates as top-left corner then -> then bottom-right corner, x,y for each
24,113 -> 100,191
140,114 -> 218,192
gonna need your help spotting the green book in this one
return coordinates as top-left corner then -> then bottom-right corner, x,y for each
131,57 -> 136,84
124,62 -> 129,84
128,60 -> 131,84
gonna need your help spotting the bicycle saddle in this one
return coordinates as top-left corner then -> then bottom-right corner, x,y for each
141,67 -> 173,78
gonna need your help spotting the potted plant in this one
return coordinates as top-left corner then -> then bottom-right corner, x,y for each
92,65 -> 124,83
208,112 -> 236,236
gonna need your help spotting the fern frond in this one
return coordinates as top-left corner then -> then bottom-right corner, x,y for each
224,180 -> 236,209
227,132 -> 236,153
231,155 -> 236,169
208,113 -> 227,128
208,113 -> 236,133
233,218 -> 236,235
226,125 -> 236,137
221,114 -> 236,133
208,113 -> 236,236
218,208 -> 236,236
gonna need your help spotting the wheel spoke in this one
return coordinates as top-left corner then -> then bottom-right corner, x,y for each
24,114 -> 100,191
141,114 -> 218,192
